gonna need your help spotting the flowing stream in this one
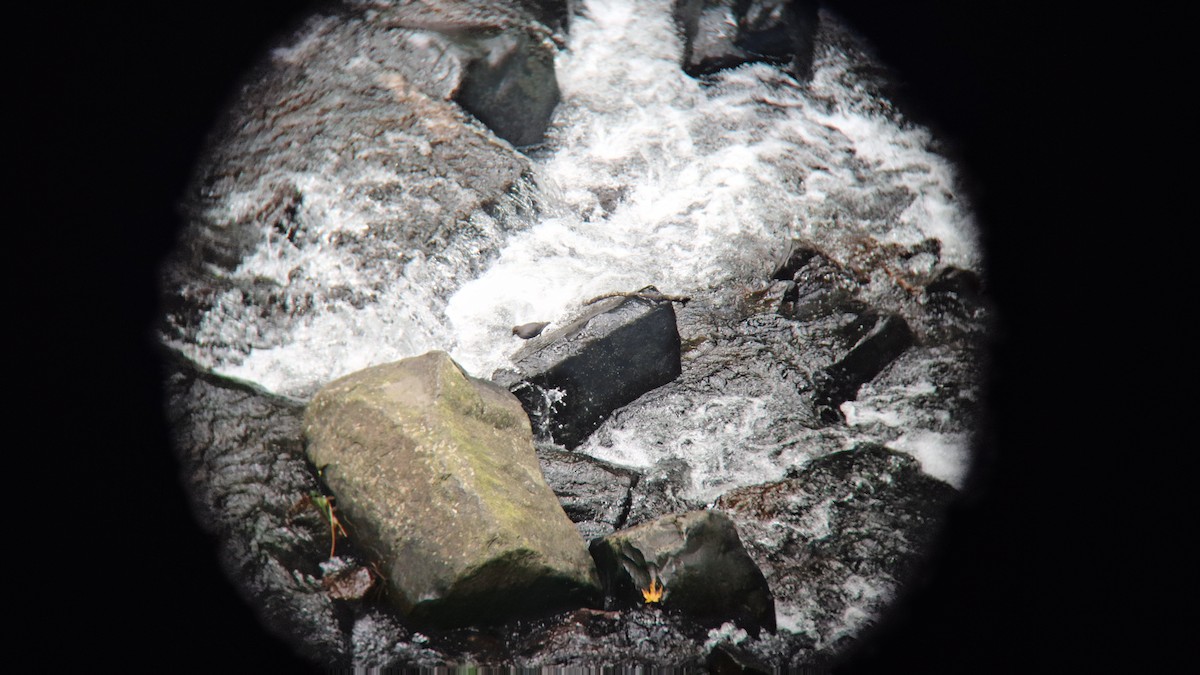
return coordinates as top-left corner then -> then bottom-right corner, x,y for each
182,0 -> 981,530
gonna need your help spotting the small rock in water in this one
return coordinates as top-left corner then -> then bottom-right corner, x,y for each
513,321 -> 551,339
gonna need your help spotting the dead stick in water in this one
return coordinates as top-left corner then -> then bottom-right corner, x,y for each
583,290 -> 691,306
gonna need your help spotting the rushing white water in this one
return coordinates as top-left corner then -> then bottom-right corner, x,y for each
195,0 -> 980,496
171,0 -> 988,652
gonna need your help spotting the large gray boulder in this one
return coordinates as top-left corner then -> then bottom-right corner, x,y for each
589,510 -> 775,635
497,286 -> 683,449
303,350 -> 601,628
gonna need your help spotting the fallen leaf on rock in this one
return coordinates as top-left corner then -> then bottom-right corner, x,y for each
322,564 -> 374,600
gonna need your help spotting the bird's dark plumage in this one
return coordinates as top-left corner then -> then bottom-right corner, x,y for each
512,321 -> 550,339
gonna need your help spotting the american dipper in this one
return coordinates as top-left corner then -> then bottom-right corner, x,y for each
512,321 -> 550,339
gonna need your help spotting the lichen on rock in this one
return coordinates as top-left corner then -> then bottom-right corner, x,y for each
303,350 -> 601,628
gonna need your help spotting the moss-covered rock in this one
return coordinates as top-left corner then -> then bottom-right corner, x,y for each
303,351 -> 601,628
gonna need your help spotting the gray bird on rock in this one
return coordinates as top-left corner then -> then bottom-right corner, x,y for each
512,321 -> 550,339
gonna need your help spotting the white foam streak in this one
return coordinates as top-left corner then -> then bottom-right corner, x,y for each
190,0 -> 981,496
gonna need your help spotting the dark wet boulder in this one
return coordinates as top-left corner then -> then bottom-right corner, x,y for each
773,244 -> 862,320
453,27 -> 561,147
737,0 -> 820,79
303,351 -> 601,628
623,457 -> 699,528
674,0 -> 819,79
811,310 -> 915,423
536,447 -> 639,540
769,244 -> 916,423
717,444 -> 958,649
674,0 -> 751,75
160,1 -> 559,369
162,352 -> 349,665
589,510 -> 775,635
498,286 -> 683,449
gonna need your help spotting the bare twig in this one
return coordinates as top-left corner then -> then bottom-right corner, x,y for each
583,291 -> 691,306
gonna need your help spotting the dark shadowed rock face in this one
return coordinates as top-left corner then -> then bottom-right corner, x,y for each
718,444 -> 957,650
536,446 -> 639,540
674,0 -> 819,79
453,28 -> 560,147
590,510 -> 775,636
499,286 -> 683,449
810,310 -> 915,424
162,353 -> 349,665
303,351 -> 601,628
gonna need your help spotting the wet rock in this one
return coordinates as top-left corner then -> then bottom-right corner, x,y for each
303,351 -> 601,628
536,447 -> 638,540
674,0 -> 751,74
717,444 -> 957,649
737,0 -> 820,79
589,510 -> 775,635
810,310 -> 915,424
162,352 -> 348,666
509,606 -> 709,667
674,0 -> 819,79
770,243 -> 917,423
160,1 -> 549,371
511,0 -> 575,35
453,28 -> 561,147
500,285 -> 683,449
707,642 -> 773,675
624,457 -> 699,528
350,611 -> 446,669
773,244 -> 862,320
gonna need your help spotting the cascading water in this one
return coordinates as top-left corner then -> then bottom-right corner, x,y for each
186,0 -> 978,486
161,0 -> 987,666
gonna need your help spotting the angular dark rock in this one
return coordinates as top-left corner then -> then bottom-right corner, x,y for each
811,311 -> 915,423
717,444 -> 958,649
674,0 -> 819,79
303,351 -> 601,629
736,0 -> 820,79
774,244 -> 862,321
454,28 -> 561,147
589,510 -> 775,635
500,285 -> 683,449
674,0 -> 752,75
536,447 -> 639,540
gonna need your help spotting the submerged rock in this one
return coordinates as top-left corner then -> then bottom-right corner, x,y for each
589,510 -> 775,635
499,285 -> 683,449
303,350 -> 601,628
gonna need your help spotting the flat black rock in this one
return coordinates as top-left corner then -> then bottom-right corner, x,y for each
500,285 -> 682,449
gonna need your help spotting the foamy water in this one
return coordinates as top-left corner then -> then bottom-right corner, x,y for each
169,0 -> 987,649
186,0 -> 980,501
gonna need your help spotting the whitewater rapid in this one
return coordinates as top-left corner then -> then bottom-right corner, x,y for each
189,0 -> 981,497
